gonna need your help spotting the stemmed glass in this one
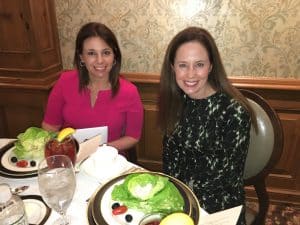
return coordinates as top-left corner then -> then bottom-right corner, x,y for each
38,155 -> 76,225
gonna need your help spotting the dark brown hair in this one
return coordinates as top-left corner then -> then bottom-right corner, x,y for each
73,22 -> 121,96
158,27 -> 257,134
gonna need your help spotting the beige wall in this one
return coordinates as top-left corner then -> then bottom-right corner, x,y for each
55,0 -> 300,79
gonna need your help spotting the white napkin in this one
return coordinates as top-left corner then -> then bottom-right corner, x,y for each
80,145 -> 132,183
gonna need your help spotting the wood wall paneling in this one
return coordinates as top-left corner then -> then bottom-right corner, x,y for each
0,87 -> 50,138
0,0 -> 62,79
0,0 -> 61,137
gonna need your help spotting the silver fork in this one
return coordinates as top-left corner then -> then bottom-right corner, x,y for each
11,185 -> 29,194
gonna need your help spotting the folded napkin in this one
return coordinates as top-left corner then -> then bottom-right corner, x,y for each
80,145 -> 132,183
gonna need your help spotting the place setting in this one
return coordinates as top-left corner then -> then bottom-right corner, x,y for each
79,144 -> 135,184
86,171 -> 202,225
22,194 -> 52,225
0,126 -> 105,179
0,140 -> 39,178
0,127 -> 58,179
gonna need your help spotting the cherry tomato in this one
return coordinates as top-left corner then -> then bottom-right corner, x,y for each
16,160 -> 28,167
112,205 -> 128,215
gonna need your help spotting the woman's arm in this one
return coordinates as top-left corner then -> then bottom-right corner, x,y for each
114,81 -> 143,151
41,121 -> 60,132
208,102 -> 251,188
107,136 -> 139,151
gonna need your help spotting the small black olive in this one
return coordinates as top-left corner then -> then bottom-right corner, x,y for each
11,156 -> 18,163
30,160 -> 36,167
111,202 -> 120,209
125,214 -> 133,222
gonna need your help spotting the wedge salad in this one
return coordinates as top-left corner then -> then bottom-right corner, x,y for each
13,127 -> 55,160
11,127 -> 56,168
111,173 -> 185,224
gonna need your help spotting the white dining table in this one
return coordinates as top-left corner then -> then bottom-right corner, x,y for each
0,139 -> 243,225
0,138 -> 140,225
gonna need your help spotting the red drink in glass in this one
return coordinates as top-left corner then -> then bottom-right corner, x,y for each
45,136 -> 78,165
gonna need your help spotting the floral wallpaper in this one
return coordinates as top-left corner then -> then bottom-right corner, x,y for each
55,0 -> 300,79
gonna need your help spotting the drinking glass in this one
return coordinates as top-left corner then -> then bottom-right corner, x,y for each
38,155 -> 76,225
45,136 -> 78,165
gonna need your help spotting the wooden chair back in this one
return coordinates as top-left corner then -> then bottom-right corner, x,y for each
240,89 -> 283,225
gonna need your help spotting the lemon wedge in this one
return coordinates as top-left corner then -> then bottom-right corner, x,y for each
160,213 -> 194,225
57,127 -> 75,142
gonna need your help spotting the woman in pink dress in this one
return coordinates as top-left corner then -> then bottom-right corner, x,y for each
42,22 -> 143,154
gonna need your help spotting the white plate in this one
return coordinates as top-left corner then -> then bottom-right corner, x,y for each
0,143 -> 39,178
1,146 -> 38,172
89,172 -> 202,225
80,154 -> 132,183
22,195 -> 51,225
100,179 -> 145,225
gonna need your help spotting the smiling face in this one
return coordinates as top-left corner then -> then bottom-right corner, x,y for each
80,36 -> 115,82
173,41 -> 214,99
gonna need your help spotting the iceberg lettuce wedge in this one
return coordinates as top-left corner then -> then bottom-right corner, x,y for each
111,173 -> 184,214
13,127 -> 56,160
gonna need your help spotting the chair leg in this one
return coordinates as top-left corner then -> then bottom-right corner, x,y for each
252,181 -> 269,225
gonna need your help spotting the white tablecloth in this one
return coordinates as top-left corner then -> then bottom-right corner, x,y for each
1,139 -> 243,225
0,138 -> 139,225
0,171 -> 100,224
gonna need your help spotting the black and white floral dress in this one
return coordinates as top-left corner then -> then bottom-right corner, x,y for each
163,91 -> 251,225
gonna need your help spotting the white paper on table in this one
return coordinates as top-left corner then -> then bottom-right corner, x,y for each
73,126 -> 108,144
76,134 -> 102,163
199,205 -> 242,225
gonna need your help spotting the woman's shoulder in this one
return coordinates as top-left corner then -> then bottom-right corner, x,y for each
58,69 -> 78,81
119,76 -> 138,92
55,70 -> 79,87
219,92 -> 250,119
212,92 -> 247,113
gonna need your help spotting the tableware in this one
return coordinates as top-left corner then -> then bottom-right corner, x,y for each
38,155 -> 76,225
44,136 -> 78,165
0,142 -> 38,178
11,185 -> 29,195
89,171 -> 201,225
138,213 -> 164,225
80,152 -> 132,183
21,195 -> 51,225
87,198 -> 97,225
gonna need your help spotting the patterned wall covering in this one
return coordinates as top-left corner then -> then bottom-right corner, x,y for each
55,0 -> 300,79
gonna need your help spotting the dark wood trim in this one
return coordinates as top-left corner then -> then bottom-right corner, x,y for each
122,72 -> 300,91
0,72 -> 60,90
